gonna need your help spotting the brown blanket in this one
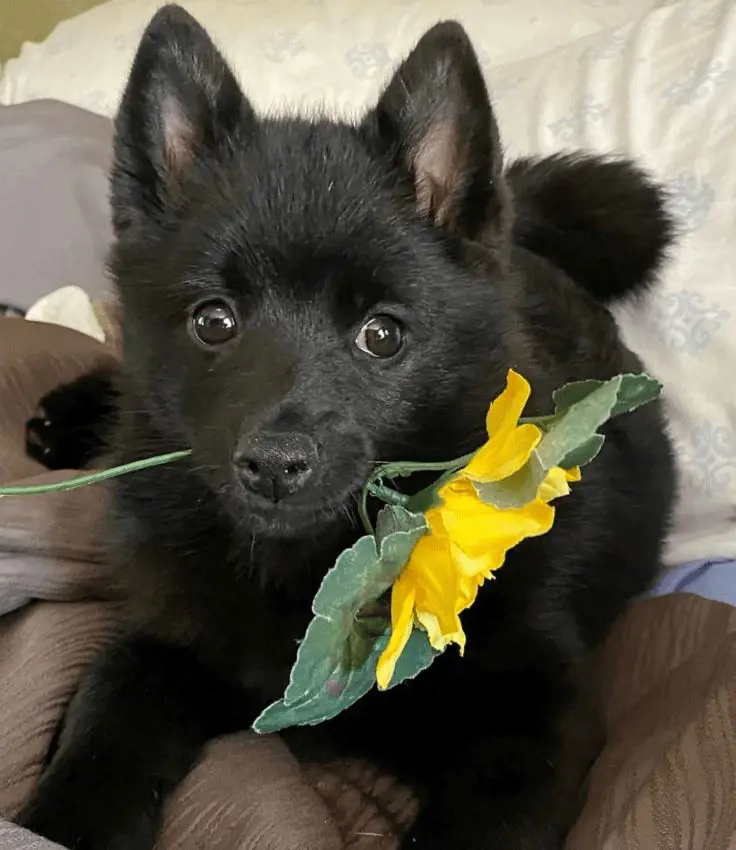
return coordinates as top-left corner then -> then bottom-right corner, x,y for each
0,316 -> 734,850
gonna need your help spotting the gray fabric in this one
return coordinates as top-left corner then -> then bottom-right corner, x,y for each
0,100 -> 114,310
0,820 -> 64,849
0,550 -> 110,616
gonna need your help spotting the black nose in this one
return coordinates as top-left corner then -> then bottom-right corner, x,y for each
235,432 -> 318,502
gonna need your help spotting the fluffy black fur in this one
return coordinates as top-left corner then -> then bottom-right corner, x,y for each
26,368 -> 118,470
19,7 -> 676,850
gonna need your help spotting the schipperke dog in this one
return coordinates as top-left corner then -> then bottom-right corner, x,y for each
18,6 -> 676,849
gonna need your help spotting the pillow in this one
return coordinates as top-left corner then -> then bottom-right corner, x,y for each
0,0 -> 671,116
488,0 -> 736,566
0,100 -> 114,310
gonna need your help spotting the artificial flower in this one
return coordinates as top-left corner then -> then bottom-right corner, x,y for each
375,369 -> 580,690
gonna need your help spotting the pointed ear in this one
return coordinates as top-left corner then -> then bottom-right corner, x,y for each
361,21 -> 511,242
111,4 -> 255,231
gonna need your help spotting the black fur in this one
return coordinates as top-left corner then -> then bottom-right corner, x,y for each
18,7 -> 676,850
0,303 -> 25,318
26,368 -> 118,469
509,153 -> 675,304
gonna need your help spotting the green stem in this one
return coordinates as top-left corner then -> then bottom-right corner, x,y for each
367,483 -> 410,506
367,453 -> 475,484
405,468 -> 459,514
358,486 -> 373,536
0,450 -> 192,496
357,451 -> 476,536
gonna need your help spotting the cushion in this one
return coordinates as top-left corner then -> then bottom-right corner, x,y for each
0,100 -> 114,310
0,0 -> 672,115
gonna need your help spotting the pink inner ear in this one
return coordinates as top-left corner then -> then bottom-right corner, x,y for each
413,112 -> 461,226
160,93 -> 197,177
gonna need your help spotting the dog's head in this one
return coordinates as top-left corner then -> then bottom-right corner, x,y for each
110,4 -> 514,536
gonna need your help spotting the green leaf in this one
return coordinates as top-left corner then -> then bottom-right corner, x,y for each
551,379 -> 608,413
609,374 -> 663,416
553,374 -> 662,417
375,503 -> 425,539
472,453 -> 546,509
251,625 -> 391,734
535,377 -> 622,471
386,627 -> 439,688
251,506 -> 427,734
558,433 -> 605,469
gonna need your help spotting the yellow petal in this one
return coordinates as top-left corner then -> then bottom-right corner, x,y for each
461,371 -> 540,483
437,480 -> 556,560
416,610 -> 466,653
457,571 -> 484,610
405,535 -> 467,653
463,423 -> 541,483
456,567 -> 504,618
449,541 -> 496,579
425,507 -> 446,537
537,467 -> 570,503
375,574 -> 416,691
485,369 -> 531,441
537,465 -> 581,503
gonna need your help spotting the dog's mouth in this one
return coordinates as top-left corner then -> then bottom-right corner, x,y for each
221,475 -> 364,538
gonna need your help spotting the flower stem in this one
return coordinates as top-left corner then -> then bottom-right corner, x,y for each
358,487 -> 374,536
368,453 -> 475,482
357,451 -> 476,536
367,483 -> 410,506
0,450 -> 192,496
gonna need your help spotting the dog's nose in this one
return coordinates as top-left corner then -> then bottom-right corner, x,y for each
235,432 -> 318,502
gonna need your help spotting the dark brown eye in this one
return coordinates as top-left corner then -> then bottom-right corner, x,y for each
190,300 -> 238,347
355,315 -> 404,359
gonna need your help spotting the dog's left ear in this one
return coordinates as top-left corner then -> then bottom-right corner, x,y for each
361,21 -> 510,242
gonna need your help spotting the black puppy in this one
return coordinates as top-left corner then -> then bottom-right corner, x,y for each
18,6 -> 676,850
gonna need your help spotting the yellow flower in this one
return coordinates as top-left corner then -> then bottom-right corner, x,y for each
462,369 -> 542,484
375,370 -> 580,690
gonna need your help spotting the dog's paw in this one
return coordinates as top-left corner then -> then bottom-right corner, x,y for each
25,370 -> 119,470
16,805 -> 93,850
16,790 -> 156,850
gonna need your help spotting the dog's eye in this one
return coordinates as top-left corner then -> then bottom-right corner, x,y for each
190,300 -> 238,347
355,316 -> 404,359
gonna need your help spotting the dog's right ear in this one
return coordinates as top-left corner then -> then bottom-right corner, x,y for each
111,4 -> 255,232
